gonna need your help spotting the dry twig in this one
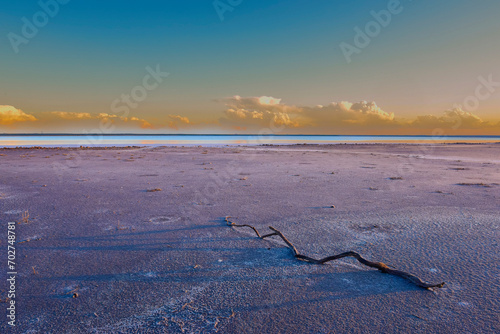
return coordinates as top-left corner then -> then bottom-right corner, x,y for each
226,220 -> 445,289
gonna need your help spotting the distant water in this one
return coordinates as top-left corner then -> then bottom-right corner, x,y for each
1,134 -> 499,147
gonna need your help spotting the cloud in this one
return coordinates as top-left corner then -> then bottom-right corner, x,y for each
40,110 -> 191,131
300,101 -> 395,126
46,111 -> 158,130
0,104 -> 194,132
411,108 -> 486,129
218,95 -> 301,130
168,114 -> 190,124
217,96 -> 498,134
49,111 -> 92,120
0,107 -> 183,132
130,117 -> 154,129
97,113 -> 118,119
217,96 -> 395,132
166,114 -> 190,130
2,98 -> 496,135
0,105 -> 37,125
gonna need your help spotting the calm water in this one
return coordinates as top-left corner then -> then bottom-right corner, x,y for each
1,134 -> 499,147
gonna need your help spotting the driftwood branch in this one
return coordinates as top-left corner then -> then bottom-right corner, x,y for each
225,218 -> 445,289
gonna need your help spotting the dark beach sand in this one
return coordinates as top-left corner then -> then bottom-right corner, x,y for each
1,144 -> 499,333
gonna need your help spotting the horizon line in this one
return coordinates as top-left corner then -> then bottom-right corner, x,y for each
1,133 -> 500,137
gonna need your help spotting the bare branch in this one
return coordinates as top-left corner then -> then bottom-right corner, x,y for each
226,219 -> 445,290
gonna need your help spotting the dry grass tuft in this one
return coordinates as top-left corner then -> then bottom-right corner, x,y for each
21,210 -> 30,224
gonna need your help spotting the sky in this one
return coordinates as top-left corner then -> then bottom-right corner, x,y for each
1,0 -> 499,135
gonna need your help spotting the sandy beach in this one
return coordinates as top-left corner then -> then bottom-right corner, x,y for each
1,143 -> 499,333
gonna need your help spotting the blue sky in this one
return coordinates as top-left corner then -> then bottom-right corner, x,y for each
1,0 -> 499,133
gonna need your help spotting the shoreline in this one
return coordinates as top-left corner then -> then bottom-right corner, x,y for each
1,141 -> 500,150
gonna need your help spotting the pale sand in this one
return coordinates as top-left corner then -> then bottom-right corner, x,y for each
0,144 -> 499,333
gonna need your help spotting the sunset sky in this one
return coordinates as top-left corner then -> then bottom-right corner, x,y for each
1,0 -> 499,134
